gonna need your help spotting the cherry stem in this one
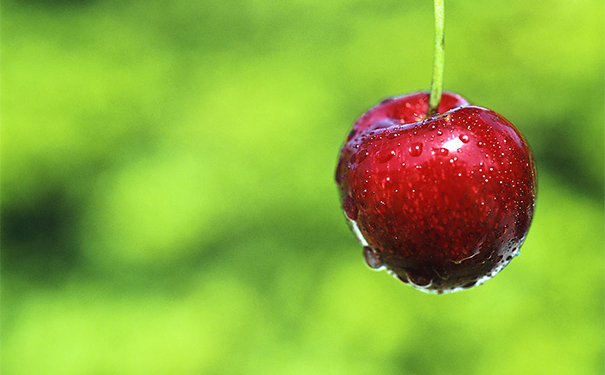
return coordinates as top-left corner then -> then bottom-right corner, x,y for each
427,0 -> 445,117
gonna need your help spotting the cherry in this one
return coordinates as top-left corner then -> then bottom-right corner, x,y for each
335,91 -> 537,293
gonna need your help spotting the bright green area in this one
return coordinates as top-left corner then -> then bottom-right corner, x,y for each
2,0 -> 604,374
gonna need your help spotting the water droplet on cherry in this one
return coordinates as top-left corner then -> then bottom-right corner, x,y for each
343,195 -> 358,220
363,246 -> 384,270
375,200 -> 387,214
376,149 -> 396,163
356,151 -> 369,163
386,132 -> 399,139
408,142 -> 423,156
406,270 -> 432,287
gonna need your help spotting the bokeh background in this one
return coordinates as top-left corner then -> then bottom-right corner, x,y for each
2,0 -> 604,374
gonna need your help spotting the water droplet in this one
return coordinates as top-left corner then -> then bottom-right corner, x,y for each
408,142 -> 423,156
406,270 -> 432,287
459,134 -> 470,143
437,129 -> 443,136
350,220 -> 369,246
433,147 -> 449,156
356,151 -> 369,163
477,141 -> 484,147
386,132 -> 399,139
343,195 -> 358,221
375,200 -> 387,214
363,246 -> 384,270
376,149 -> 396,163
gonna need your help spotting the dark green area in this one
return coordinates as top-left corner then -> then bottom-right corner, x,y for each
2,0 -> 604,374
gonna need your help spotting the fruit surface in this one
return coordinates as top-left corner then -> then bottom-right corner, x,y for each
336,91 -> 536,293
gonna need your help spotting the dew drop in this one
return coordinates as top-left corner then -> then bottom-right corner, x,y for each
408,142 -> 423,156
376,149 -> 396,163
406,270 -> 432,287
375,200 -> 387,214
459,134 -> 470,143
477,141 -> 484,147
356,151 -> 369,163
363,246 -> 384,270
433,147 -> 449,156
343,195 -> 358,221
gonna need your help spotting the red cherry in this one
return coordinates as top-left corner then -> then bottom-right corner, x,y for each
336,91 -> 536,293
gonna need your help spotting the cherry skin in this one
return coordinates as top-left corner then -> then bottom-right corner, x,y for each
336,91 -> 536,293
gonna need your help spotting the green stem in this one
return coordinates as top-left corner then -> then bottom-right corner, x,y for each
427,0 -> 445,117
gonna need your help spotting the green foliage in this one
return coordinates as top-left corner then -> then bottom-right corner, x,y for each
2,0 -> 603,374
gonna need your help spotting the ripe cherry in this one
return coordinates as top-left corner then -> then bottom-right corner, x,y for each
335,91 -> 536,293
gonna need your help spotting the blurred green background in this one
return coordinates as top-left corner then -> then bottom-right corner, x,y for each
2,0 -> 604,374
